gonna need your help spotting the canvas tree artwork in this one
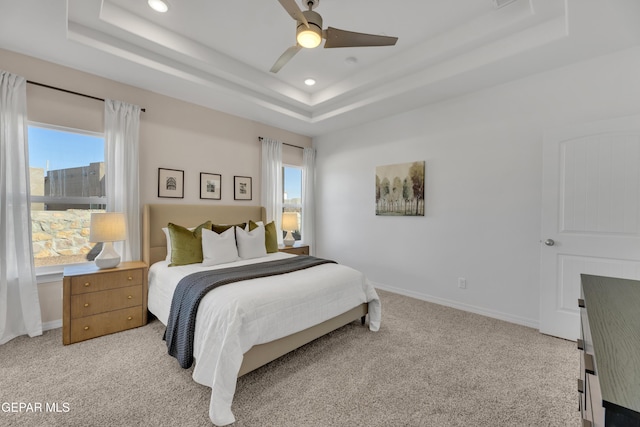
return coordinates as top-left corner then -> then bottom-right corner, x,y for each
375,161 -> 425,216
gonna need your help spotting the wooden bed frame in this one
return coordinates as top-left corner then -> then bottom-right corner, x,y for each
142,204 -> 368,376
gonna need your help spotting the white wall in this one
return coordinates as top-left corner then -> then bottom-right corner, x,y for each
0,48 -> 311,328
5,45 -> 640,330
314,47 -> 640,328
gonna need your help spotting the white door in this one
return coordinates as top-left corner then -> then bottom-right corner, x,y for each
539,115 -> 640,340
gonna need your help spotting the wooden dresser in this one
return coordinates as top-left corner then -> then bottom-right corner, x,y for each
63,261 -> 148,345
579,274 -> 640,427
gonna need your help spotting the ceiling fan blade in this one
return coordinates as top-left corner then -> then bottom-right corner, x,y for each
277,0 -> 309,27
270,45 -> 302,73
323,27 -> 398,48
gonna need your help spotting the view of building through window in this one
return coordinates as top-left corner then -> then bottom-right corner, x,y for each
28,132 -> 300,266
283,166 -> 302,241
28,124 -> 106,267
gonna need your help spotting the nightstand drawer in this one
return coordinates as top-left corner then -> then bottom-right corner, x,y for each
70,268 -> 143,294
70,306 -> 143,343
279,245 -> 309,255
70,285 -> 143,319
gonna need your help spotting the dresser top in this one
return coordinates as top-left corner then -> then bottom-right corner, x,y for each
63,260 -> 147,277
581,274 -> 640,414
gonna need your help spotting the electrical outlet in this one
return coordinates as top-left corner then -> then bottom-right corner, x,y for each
458,277 -> 467,289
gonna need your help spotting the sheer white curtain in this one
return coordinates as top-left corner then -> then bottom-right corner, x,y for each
0,71 -> 42,345
104,99 -> 141,262
301,147 -> 316,254
261,137 -> 283,244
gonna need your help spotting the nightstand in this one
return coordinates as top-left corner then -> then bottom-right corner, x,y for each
62,261 -> 148,345
278,243 -> 310,255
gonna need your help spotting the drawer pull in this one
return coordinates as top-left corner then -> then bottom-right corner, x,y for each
577,378 -> 584,394
127,316 -> 133,320
584,353 -> 595,375
578,298 -> 585,308
577,339 -> 584,351
84,303 -> 90,307
83,326 -> 89,331
127,295 -> 133,299
84,282 -> 91,287
128,276 -> 133,281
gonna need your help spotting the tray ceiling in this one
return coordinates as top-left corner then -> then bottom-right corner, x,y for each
1,0 -> 639,136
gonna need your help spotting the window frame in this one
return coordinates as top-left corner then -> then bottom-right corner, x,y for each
282,164 -> 303,241
28,122 -> 107,274
282,164 -> 302,209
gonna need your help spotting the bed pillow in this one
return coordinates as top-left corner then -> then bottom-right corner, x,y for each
163,226 -> 185,262
162,227 -> 171,261
201,227 -> 239,266
167,221 -> 211,266
235,225 -> 267,259
212,223 -> 246,234
248,220 -> 278,253
162,224 -> 204,262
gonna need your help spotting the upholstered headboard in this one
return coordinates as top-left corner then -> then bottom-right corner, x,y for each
142,204 -> 267,266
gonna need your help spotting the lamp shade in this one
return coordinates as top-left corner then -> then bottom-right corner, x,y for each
281,212 -> 298,247
90,212 -> 127,243
282,212 -> 298,232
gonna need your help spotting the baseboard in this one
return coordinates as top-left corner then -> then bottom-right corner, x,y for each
42,319 -> 62,331
39,286 -> 539,332
372,281 -> 539,330
0,320 -> 61,344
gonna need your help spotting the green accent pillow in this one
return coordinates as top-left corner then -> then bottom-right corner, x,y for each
249,220 -> 278,253
168,221 -> 211,266
212,223 -> 246,234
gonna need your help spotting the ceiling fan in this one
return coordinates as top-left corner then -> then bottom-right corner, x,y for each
270,0 -> 399,73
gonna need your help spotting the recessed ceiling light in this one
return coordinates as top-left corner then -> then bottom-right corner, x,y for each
148,0 -> 169,13
304,78 -> 316,86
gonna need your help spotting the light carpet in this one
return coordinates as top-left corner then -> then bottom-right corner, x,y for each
0,290 -> 580,426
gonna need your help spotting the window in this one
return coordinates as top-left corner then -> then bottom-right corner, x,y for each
28,123 -> 106,268
283,165 -> 302,241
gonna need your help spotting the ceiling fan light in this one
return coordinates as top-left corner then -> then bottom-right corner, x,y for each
148,0 -> 169,13
297,27 -> 322,48
297,10 -> 323,49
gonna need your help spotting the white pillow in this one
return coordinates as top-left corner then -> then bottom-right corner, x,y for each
235,225 -> 267,259
162,227 -> 172,262
201,227 -> 239,266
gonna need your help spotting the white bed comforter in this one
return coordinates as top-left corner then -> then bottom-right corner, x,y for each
148,252 -> 381,426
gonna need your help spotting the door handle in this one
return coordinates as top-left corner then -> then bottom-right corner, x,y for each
544,239 -> 555,246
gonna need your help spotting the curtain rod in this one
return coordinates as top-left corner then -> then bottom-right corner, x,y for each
27,80 -> 146,113
258,136 -> 303,150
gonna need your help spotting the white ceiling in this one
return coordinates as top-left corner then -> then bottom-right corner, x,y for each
1,0 -> 640,137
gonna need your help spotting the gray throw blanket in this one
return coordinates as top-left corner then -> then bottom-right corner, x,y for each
164,256 -> 336,368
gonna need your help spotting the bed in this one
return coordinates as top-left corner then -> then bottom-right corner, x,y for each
142,204 -> 381,426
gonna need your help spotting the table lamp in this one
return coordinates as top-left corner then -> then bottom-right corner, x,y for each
89,212 -> 127,269
282,212 -> 298,247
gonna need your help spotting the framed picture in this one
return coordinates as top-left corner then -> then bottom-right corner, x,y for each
375,161 -> 425,216
200,172 -> 221,200
158,168 -> 184,198
234,176 -> 252,200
